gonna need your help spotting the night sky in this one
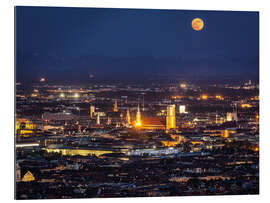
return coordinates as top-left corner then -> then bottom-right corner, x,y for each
15,6 -> 259,83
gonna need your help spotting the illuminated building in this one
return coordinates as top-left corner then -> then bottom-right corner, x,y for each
161,140 -> 179,147
201,94 -> 208,100
180,83 -> 186,88
107,116 -> 111,125
31,93 -> 38,97
222,129 -> 236,138
226,112 -> 238,122
113,100 -> 118,112
90,105 -> 95,118
256,114 -> 259,124
59,93 -> 65,98
161,134 -> 183,147
126,109 -> 131,125
215,95 -> 224,100
16,119 -> 36,138
140,117 -> 165,130
222,130 -> 230,138
241,104 -> 252,108
215,114 -> 224,124
45,148 -> 115,157
73,93 -> 80,98
179,105 -> 187,114
16,119 -> 36,131
134,104 -> 142,127
96,114 -> 100,125
22,171 -> 35,182
166,104 -> 176,130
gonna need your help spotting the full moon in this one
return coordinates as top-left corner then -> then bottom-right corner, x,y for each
191,18 -> 204,31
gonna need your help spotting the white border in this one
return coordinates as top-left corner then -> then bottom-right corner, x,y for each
1,0 -> 269,203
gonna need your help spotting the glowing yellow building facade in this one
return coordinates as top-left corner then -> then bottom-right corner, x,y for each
166,104 -> 176,130
16,119 -> 36,137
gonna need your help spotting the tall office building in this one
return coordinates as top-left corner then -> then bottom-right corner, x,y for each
166,104 -> 176,130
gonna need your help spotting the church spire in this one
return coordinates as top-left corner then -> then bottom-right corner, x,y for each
113,99 -> 118,112
135,99 -> 142,127
126,109 -> 131,125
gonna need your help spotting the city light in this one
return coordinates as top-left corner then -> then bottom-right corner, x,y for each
241,104 -> 252,108
215,95 -> 224,100
179,105 -> 187,114
31,93 -> 38,97
180,83 -> 186,88
134,121 -> 142,127
201,94 -> 208,100
73,93 -> 80,98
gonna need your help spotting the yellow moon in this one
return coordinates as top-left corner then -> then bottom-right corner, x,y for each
191,18 -> 204,31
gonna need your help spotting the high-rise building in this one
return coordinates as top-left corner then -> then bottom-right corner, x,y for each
113,100 -> 118,112
90,105 -> 95,118
166,104 -> 176,130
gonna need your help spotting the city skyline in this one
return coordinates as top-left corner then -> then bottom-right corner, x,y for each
15,6 -> 259,199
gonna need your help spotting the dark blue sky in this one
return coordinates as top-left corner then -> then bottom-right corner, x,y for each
16,6 -> 259,83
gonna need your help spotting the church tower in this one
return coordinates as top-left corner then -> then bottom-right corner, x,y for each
135,104 -> 142,127
113,100 -> 118,112
126,109 -> 131,125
